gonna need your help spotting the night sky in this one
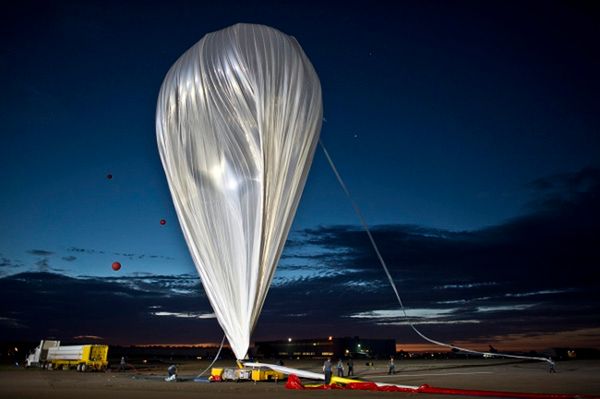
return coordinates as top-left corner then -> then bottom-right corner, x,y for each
1,1 -> 599,351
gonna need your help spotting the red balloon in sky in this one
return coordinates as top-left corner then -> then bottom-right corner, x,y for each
112,262 -> 121,271
160,219 -> 166,225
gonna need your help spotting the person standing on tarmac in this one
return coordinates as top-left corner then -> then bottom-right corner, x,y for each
388,356 -> 396,375
336,359 -> 344,377
347,357 -> 354,376
323,357 -> 332,384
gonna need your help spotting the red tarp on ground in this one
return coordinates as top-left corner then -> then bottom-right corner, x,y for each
285,374 -> 600,399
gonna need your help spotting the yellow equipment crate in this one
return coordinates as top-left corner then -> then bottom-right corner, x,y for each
211,367 -> 224,377
251,368 -> 285,382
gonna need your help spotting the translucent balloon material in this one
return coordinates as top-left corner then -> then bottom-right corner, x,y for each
156,24 -> 322,360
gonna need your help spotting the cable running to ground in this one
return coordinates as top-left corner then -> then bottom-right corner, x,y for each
319,140 -> 553,367
196,334 -> 226,378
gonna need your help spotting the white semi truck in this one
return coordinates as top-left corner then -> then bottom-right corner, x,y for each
25,340 -> 60,367
25,340 -> 109,371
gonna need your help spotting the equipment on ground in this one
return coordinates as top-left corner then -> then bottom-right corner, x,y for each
25,340 -> 108,371
211,365 -> 285,382
165,364 -> 178,382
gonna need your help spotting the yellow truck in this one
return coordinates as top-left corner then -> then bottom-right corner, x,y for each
26,340 -> 108,371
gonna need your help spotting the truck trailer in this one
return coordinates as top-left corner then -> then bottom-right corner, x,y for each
26,340 -> 109,371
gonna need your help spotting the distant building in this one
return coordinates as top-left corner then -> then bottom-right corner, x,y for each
255,336 -> 396,359
109,344 -> 231,361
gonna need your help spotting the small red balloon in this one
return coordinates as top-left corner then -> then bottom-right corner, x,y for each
112,262 -> 121,271
107,174 -> 113,180
160,219 -> 166,225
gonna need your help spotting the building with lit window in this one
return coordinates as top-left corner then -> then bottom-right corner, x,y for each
254,336 -> 395,359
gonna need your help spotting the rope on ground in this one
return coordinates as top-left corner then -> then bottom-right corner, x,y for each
196,334 -> 226,378
319,139 -> 554,367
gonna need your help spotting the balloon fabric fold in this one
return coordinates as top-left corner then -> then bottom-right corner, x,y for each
156,24 -> 322,360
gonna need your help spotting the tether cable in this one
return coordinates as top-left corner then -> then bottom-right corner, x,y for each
319,139 -> 554,367
196,334 -> 227,378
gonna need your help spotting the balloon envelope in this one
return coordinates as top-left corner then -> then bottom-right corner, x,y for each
112,262 -> 121,271
156,24 -> 322,359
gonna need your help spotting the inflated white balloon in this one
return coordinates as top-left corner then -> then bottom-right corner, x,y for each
156,24 -> 322,360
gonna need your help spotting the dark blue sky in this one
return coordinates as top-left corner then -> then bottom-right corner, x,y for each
1,1 -> 599,349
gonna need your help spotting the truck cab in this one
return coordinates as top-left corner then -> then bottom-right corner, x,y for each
25,340 -> 61,368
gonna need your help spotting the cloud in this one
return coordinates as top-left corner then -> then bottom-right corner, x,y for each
434,282 -> 498,290
62,256 -> 77,262
68,247 -> 105,255
527,167 -> 600,211
151,311 -> 216,319
349,308 -> 462,321
504,289 -> 574,298
0,257 -> 21,268
35,257 -> 50,272
85,273 -> 202,296
0,316 -> 27,329
256,167 -> 600,345
0,272 -> 217,344
475,304 -> 537,313
1,167 -> 599,349
67,247 -> 174,261
28,249 -> 54,256
73,335 -> 103,340
0,255 -> 24,277
31,257 -> 64,274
